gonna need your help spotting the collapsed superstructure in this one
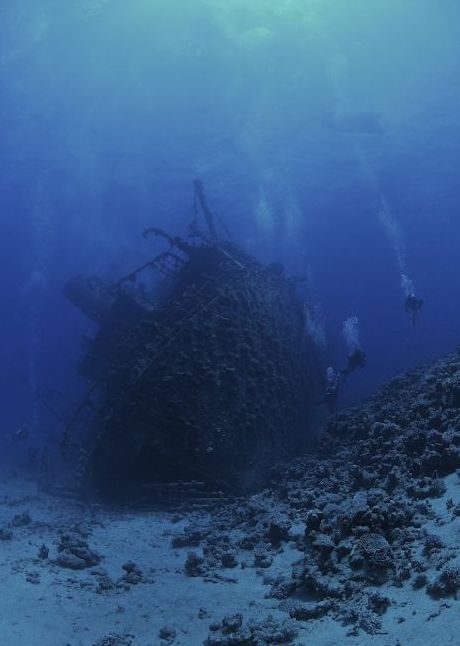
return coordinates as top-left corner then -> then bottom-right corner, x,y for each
63,182 -> 321,499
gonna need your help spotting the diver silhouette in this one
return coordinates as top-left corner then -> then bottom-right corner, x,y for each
318,351 -> 366,412
319,367 -> 345,412
344,347 -> 367,375
404,293 -> 424,325
318,317 -> 367,412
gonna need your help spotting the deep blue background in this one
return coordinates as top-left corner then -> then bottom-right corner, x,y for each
1,0 -> 460,438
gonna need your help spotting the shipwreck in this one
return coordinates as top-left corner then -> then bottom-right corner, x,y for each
62,181 -> 321,501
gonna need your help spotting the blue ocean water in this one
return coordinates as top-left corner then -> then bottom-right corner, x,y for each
1,0 -> 460,434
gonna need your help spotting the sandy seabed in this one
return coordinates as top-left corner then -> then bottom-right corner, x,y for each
0,470 -> 459,646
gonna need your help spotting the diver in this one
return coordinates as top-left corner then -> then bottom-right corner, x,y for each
344,347 -> 367,375
318,316 -> 367,412
317,352 -> 366,412
405,293 -> 424,325
341,316 -> 366,375
318,366 -> 344,412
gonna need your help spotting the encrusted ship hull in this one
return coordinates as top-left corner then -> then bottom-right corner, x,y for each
64,191 -> 321,498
